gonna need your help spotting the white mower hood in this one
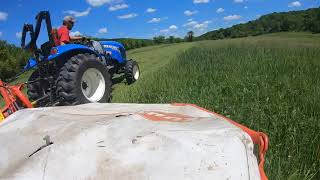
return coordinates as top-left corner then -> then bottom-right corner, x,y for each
0,103 -> 265,180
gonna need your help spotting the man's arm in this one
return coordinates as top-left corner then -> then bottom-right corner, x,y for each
70,36 -> 84,41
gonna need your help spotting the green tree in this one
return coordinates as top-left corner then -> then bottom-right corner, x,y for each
174,37 -> 183,43
153,36 -> 165,44
0,40 -> 29,80
199,7 -> 320,40
169,36 -> 175,44
187,31 -> 194,42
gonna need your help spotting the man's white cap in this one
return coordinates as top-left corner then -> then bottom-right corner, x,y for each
63,16 -> 76,23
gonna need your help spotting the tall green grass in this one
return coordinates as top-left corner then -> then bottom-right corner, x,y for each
113,33 -> 320,179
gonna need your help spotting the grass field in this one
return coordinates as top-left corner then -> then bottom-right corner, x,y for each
113,32 -> 320,180
1,32 -> 319,179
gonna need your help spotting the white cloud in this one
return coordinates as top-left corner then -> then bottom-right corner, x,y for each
160,25 -> 178,34
98,28 -> 108,33
64,8 -> 91,17
118,13 -> 138,19
187,18 -> 193,22
193,0 -> 210,4
109,3 -> 128,11
216,8 -> 225,13
223,15 -> 242,21
86,0 -> 121,7
183,20 -> 198,27
244,6 -> 248,9
0,11 -> 8,21
288,1 -> 302,7
184,10 -> 198,16
70,31 -> 82,36
184,20 -> 211,31
148,18 -> 161,23
160,29 -> 169,33
146,8 -> 157,13
0,31 -> 2,37
16,32 -> 22,38
169,25 -> 178,30
194,24 -> 207,30
234,0 -> 244,3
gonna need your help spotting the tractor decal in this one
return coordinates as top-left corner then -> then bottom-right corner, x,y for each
103,45 -> 121,53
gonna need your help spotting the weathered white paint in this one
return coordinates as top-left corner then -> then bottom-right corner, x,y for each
0,103 -> 261,180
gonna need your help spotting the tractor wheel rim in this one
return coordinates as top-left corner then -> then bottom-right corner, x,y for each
81,68 -> 105,102
133,65 -> 140,80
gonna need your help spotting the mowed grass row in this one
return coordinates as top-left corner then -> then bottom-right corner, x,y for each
113,33 -> 320,180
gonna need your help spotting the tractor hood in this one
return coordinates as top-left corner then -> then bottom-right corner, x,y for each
99,41 -> 126,63
99,41 -> 125,50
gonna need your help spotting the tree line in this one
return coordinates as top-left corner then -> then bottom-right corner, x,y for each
198,7 -> 320,40
94,38 -> 154,50
0,40 -> 29,81
97,36 -> 188,50
1,8 -> 319,80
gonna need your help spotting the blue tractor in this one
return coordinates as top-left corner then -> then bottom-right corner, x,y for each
21,11 -> 140,107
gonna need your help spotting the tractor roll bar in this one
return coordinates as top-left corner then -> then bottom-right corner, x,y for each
21,11 -> 54,52
21,24 -> 34,49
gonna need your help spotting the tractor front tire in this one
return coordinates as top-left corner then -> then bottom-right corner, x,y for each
56,53 -> 112,106
125,60 -> 140,85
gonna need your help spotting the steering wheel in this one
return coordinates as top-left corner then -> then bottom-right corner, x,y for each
72,37 -> 91,46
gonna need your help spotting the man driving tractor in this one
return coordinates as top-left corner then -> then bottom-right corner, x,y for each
58,16 -> 84,45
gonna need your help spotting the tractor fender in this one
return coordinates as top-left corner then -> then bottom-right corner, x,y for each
48,44 -> 99,66
23,44 -> 99,71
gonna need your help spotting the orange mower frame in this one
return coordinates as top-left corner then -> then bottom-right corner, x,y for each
172,103 -> 269,180
0,80 -> 33,121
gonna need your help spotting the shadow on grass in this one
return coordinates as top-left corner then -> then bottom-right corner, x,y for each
112,75 -> 125,85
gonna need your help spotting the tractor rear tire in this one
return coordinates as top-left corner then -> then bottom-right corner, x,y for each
27,70 -> 43,101
56,53 -> 112,106
125,60 -> 140,85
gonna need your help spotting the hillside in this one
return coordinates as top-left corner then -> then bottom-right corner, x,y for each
199,7 -> 320,40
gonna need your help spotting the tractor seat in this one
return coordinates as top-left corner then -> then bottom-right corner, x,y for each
40,41 -> 54,57
51,28 -> 60,46
40,29 -> 60,57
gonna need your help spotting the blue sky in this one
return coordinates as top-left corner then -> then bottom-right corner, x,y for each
0,0 -> 319,45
